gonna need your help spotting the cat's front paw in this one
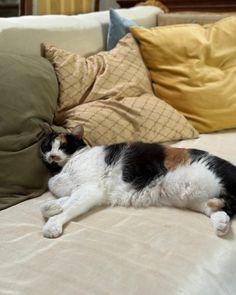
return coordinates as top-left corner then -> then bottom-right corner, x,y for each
41,200 -> 63,219
43,218 -> 63,239
211,211 -> 230,237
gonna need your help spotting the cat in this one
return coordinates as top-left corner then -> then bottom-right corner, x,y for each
40,125 -> 236,239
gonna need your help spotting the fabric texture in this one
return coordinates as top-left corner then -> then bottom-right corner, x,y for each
0,53 -> 59,210
131,16 -> 236,133
37,0 -> 93,15
0,129 -> 236,295
42,34 -> 198,146
157,12 -> 233,26
107,8 -> 138,50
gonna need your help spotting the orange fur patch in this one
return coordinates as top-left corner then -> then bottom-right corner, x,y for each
164,147 -> 189,170
58,134 -> 67,144
207,198 -> 225,211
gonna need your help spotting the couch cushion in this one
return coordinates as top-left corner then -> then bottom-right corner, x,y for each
42,34 -> 198,145
0,130 -> 236,295
0,7 -> 162,57
131,16 -> 236,133
157,12 -> 234,26
0,53 -> 59,210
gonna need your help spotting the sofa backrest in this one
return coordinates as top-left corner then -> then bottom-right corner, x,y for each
158,12 -> 234,26
0,6 -> 162,56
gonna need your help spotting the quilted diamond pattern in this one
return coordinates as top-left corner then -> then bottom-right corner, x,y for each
43,34 -> 198,145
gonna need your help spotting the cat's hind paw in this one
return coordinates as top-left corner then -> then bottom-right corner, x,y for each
41,200 -> 63,219
211,211 -> 230,237
43,218 -> 63,239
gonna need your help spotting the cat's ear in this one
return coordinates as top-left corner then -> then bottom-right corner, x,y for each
42,122 -> 54,135
71,125 -> 84,139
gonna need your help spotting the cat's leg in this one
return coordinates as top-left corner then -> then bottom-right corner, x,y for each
48,172 -> 73,198
42,184 -> 106,238
203,199 -> 230,237
41,196 -> 69,219
210,211 -> 230,237
42,172 -> 73,218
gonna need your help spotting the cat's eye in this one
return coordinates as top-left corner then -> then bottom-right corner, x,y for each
59,143 -> 67,150
41,140 -> 52,153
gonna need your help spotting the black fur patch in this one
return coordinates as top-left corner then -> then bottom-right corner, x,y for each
190,149 -> 236,217
40,132 -> 57,154
122,142 -> 167,191
104,143 -> 126,166
59,134 -> 86,155
40,132 -> 86,175
44,161 -> 62,174
189,149 -> 208,163
207,155 -> 236,217
40,133 -> 61,174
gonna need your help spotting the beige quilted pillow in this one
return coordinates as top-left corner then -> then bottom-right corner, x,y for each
42,34 -> 198,145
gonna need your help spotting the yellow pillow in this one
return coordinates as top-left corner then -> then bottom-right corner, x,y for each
131,17 -> 236,133
42,34 -> 198,145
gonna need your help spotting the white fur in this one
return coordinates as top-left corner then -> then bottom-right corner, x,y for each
159,163 -> 222,210
210,211 -> 230,236
41,146 -> 230,238
45,139 -> 69,166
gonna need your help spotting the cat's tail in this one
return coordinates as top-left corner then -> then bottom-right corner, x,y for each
220,194 -> 236,218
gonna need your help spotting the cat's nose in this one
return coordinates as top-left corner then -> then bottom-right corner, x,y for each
48,155 -> 61,162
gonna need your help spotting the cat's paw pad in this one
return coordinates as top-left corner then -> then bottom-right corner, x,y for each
41,200 -> 63,218
43,219 -> 63,239
211,211 -> 230,237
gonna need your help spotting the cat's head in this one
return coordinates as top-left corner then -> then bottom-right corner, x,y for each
40,124 -> 86,173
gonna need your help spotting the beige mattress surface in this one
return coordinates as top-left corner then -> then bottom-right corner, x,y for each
1,130 -> 236,295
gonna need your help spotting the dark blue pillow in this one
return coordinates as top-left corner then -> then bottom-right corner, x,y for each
107,8 -> 138,50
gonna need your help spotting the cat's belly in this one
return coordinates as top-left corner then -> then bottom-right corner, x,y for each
108,175 -> 163,208
109,162 -> 223,210
159,163 -> 223,210
110,184 -> 162,207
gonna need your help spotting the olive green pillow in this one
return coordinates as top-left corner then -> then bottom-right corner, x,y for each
0,53 -> 59,210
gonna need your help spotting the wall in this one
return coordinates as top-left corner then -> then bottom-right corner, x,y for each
99,0 -> 119,10
32,0 -> 120,15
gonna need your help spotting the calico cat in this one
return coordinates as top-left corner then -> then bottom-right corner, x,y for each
40,125 -> 236,239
